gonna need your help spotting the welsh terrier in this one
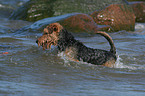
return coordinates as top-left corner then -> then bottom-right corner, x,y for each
36,23 -> 117,67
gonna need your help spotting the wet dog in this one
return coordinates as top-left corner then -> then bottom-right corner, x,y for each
36,23 -> 117,67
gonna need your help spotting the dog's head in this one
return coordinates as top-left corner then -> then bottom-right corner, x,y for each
36,23 -> 63,50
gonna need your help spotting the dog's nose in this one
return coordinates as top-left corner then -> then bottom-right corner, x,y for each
36,40 -> 38,44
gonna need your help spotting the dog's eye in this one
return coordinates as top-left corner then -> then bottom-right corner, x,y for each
44,33 -> 48,35
53,28 -> 57,31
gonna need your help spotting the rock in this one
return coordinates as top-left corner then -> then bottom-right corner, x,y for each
9,0 -> 127,22
90,4 -> 135,32
97,25 -> 113,32
9,0 -> 56,21
129,2 -> 145,22
24,13 -> 100,33
59,14 -> 98,33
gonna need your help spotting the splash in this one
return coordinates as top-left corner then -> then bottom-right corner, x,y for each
114,55 -> 144,70
57,52 -> 70,64
57,51 -> 94,67
135,23 -> 145,30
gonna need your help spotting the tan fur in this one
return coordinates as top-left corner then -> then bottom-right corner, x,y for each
103,58 -> 116,67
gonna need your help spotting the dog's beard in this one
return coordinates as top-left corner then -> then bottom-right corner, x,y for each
41,41 -> 54,50
37,34 -> 58,50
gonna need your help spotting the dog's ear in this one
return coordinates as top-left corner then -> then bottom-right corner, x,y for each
45,23 -> 63,34
52,23 -> 63,33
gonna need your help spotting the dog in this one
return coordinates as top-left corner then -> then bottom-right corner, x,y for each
36,23 -> 117,67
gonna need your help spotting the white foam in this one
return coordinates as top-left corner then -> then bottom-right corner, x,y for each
114,55 -> 138,70
135,23 -> 145,30
57,52 -> 70,63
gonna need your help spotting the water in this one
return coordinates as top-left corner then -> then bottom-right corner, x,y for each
0,1 -> 145,96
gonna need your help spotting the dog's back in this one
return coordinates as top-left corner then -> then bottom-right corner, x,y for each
58,29 -> 117,67
77,45 -> 116,66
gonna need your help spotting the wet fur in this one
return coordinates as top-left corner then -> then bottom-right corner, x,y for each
57,29 -> 117,67
36,23 -> 117,67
